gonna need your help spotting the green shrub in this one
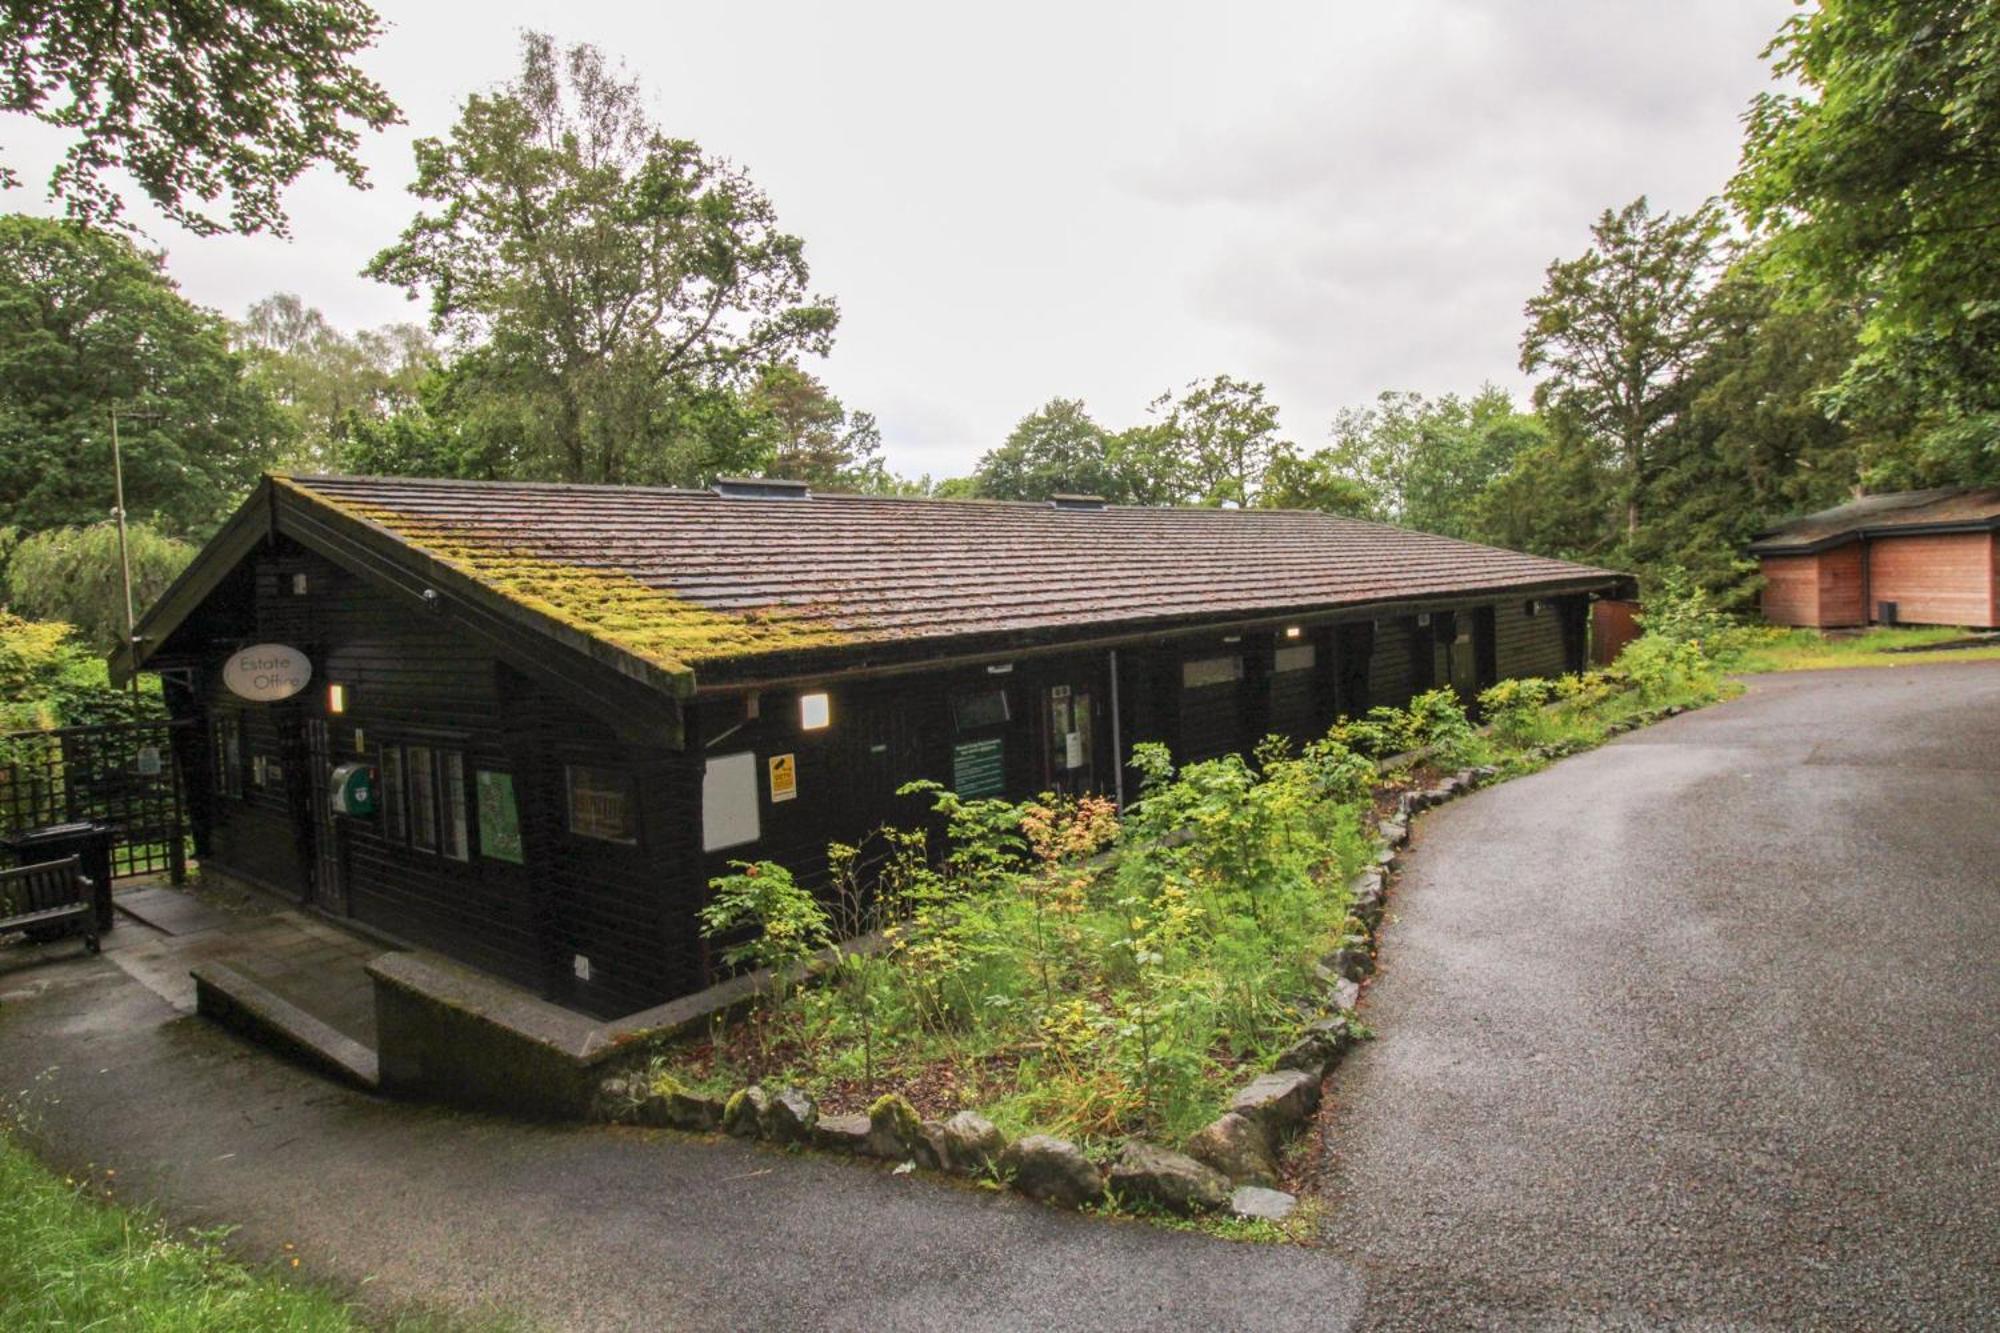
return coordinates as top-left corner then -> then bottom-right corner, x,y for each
1638,566 -> 1735,652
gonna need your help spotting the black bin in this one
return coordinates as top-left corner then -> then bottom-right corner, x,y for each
2,822 -> 116,932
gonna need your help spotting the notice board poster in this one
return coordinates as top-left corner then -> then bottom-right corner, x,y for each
476,769 -> 525,864
951,737 -> 1005,798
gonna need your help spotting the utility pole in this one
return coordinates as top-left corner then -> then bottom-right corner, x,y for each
109,406 -> 139,694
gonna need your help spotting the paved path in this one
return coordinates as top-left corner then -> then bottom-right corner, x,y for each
1316,661 -> 2000,1329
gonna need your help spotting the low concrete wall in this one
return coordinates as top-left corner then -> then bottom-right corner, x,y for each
368,935 -> 886,1119
369,953 -> 610,1120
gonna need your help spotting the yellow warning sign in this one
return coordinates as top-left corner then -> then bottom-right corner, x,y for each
768,753 -> 797,803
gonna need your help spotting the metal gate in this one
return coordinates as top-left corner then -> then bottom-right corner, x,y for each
0,720 -> 190,880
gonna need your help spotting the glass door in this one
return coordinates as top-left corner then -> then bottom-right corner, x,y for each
1044,683 -> 1095,796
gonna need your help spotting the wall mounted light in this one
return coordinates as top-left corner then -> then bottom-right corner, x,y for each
985,662 -> 1014,675
1284,625 -> 1303,639
328,683 -> 348,714
799,691 -> 831,730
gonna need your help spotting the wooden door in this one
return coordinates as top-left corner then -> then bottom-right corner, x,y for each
303,718 -> 347,914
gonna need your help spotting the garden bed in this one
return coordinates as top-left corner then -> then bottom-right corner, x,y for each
607,632 -> 1730,1231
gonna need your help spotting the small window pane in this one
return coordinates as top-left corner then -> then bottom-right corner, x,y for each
567,765 -> 638,844
381,746 -> 406,841
440,752 -> 469,861
408,745 -> 438,851
951,688 -> 1010,730
1182,655 -> 1244,690
1274,644 -> 1316,674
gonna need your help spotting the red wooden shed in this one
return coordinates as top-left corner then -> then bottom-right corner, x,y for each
1748,488 -> 2000,629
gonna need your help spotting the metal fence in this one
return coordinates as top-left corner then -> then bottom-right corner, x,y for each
0,720 -> 191,880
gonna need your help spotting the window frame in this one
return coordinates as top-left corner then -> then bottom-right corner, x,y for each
438,750 -> 470,861
406,744 -> 439,852
565,763 -> 640,846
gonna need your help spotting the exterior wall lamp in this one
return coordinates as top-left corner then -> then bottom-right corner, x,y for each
799,691 -> 831,730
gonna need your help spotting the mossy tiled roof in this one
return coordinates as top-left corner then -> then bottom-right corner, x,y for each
280,473 -> 1622,682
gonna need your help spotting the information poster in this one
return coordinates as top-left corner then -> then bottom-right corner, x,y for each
952,737 -> 1005,798
476,769 -> 524,864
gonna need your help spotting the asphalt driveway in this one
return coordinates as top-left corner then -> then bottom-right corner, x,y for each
1316,660 -> 2000,1328
1,662 -> 1995,1329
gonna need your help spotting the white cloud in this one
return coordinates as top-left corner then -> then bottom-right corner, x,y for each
1,0 -> 1793,473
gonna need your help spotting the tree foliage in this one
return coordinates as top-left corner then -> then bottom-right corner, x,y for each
1732,0 -> 2000,484
745,362 -> 889,491
1146,374 -> 1291,506
237,293 -> 435,472
4,520 -> 194,652
1321,386 -> 1540,536
366,33 -> 839,487
0,215 -> 286,537
1520,197 -> 1728,544
0,0 -> 400,236
972,398 -> 1126,502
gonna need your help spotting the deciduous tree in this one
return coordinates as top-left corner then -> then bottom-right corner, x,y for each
0,215 -> 285,537
4,520 -> 194,651
1,0 -> 399,235
973,398 -> 1127,501
366,33 -> 839,486
1732,0 -> 2000,482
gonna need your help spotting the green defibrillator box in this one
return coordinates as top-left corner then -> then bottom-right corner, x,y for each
329,761 -> 378,817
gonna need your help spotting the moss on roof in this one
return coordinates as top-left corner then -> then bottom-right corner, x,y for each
280,478 -> 853,680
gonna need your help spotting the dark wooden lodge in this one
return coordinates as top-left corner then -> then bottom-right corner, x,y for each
119,475 -> 1624,1018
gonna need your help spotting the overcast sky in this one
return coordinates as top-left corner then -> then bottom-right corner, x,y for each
5,0 -> 1794,481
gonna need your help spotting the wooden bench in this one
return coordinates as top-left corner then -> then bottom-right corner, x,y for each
0,856 -> 100,954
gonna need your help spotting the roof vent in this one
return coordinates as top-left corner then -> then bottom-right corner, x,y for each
713,477 -> 811,500
1050,493 -> 1107,511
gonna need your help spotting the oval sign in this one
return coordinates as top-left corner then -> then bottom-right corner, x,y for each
223,643 -> 313,702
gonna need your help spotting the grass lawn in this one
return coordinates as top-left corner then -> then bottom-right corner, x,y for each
0,1131 -> 473,1332
1722,625 -> 2000,673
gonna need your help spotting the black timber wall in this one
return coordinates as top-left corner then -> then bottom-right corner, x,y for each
190,538 -> 698,1018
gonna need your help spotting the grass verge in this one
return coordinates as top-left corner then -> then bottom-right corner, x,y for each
1721,625 -> 2000,673
0,1130 -> 476,1332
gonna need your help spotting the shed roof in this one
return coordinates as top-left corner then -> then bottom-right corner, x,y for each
127,474 -> 1624,697
1749,487 -> 2000,555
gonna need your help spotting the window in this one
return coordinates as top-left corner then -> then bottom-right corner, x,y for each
439,751 -> 469,861
951,688 -> 1010,730
1274,644 -> 1317,674
213,715 -> 242,798
1182,655 -> 1244,690
567,764 -> 638,844
407,745 -> 438,851
380,746 -> 406,841
701,752 -> 759,852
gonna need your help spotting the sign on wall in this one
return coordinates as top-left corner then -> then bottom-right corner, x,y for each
222,644 -> 312,702
476,770 -> 524,864
952,737 -> 1005,798
768,753 -> 797,803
